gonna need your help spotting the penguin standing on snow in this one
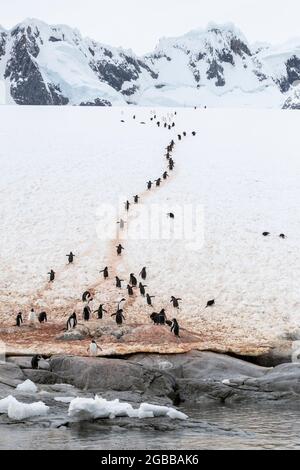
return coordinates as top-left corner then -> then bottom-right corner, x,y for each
167,212 -> 175,219
28,308 -> 36,323
83,305 -> 91,321
117,219 -> 126,230
111,309 -> 126,325
163,171 -> 169,180
206,299 -> 215,308
38,311 -> 47,323
16,312 -> 23,327
139,282 -> 147,297
130,273 -> 138,287
66,252 -> 75,264
170,296 -> 182,308
139,267 -> 147,280
82,291 -> 93,303
88,340 -> 102,356
94,304 -> 107,320
116,244 -> 125,255
158,309 -> 166,325
67,312 -> 77,330
147,181 -> 152,190
48,270 -> 55,282
133,195 -> 140,204
125,200 -> 130,211
178,134 -> 182,141
155,178 -> 161,187
127,284 -> 135,296
116,276 -> 124,289
146,293 -> 155,306
99,267 -> 109,279
171,318 -> 180,337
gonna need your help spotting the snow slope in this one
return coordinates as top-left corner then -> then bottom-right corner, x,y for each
0,106 -> 300,347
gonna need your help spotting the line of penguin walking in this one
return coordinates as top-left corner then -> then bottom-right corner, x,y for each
14,109 -> 214,348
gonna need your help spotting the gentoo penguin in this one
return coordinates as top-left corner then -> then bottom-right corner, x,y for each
67,312 -> 77,330
88,340 -> 102,356
66,252 -> 75,264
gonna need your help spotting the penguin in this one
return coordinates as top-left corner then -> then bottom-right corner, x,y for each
16,312 -> 23,327
117,219 -> 126,230
125,200 -> 130,211
150,312 -> 160,325
121,119 -> 125,123
130,273 -> 138,287
66,252 -> 75,264
170,296 -> 182,308
147,181 -> 152,190
99,267 -> 109,279
155,178 -> 161,187
169,161 -> 174,171
111,309 -> 125,325
133,115 -> 136,119
178,134 -> 182,141
127,284 -> 134,296
94,304 -> 107,320
139,282 -> 147,297
167,212 -> 175,219
206,299 -> 215,307
168,124 -> 171,130
172,122 -> 175,127
165,152 -> 170,160
279,233 -> 287,239
262,232 -> 270,237
48,270 -> 55,282
164,123 -> 167,128
83,305 -> 91,321
192,131 -> 196,136
88,340 -> 102,356
116,244 -> 125,255
28,308 -> 36,323
171,318 -> 180,337
139,267 -> 147,280
146,293 -> 155,306
67,312 -> 77,330
116,276 -> 124,288
82,291 -> 92,303
163,171 -> 169,180
134,195 -> 140,204
183,131 -> 186,137
31,355 -> 42,370
158,309 -> 166,325
157,122 -> 160,127
38,311 -> 47,323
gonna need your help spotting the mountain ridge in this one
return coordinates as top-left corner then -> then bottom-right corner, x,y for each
0,18 -> 299,108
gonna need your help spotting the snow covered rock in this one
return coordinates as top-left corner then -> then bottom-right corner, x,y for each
282,84 -> 300,109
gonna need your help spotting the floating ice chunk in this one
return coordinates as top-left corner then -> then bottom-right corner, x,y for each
16,379 -> 38,393
68,396 -> 188,421
8,400 -> 49,420
0,395 -> 48,420
138,403 -> 187,420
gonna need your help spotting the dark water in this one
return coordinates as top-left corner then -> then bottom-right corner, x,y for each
0,404 -> 299,450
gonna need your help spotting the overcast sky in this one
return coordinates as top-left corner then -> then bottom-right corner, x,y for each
1,0 -> 299,53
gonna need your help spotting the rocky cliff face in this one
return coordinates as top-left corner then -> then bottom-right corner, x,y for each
0,19 -> 300,107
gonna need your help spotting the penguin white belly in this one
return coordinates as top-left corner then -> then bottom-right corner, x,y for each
90,343 -> 98,356
28,312 -> 36,322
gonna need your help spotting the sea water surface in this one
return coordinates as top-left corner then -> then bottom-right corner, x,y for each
0,404 -> 299,450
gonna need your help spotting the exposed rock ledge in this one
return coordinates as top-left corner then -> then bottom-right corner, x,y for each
2,351 -> 300,406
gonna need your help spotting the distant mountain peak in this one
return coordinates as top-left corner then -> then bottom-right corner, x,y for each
0,18 -> 299,108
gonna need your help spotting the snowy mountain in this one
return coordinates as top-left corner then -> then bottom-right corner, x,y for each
1,19 -> 300,107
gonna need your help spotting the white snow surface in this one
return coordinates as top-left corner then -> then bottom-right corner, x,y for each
0,395 -> 48,420
68,396 -> 188,420
0,106 -> 300,343
16,379 -> 38,393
